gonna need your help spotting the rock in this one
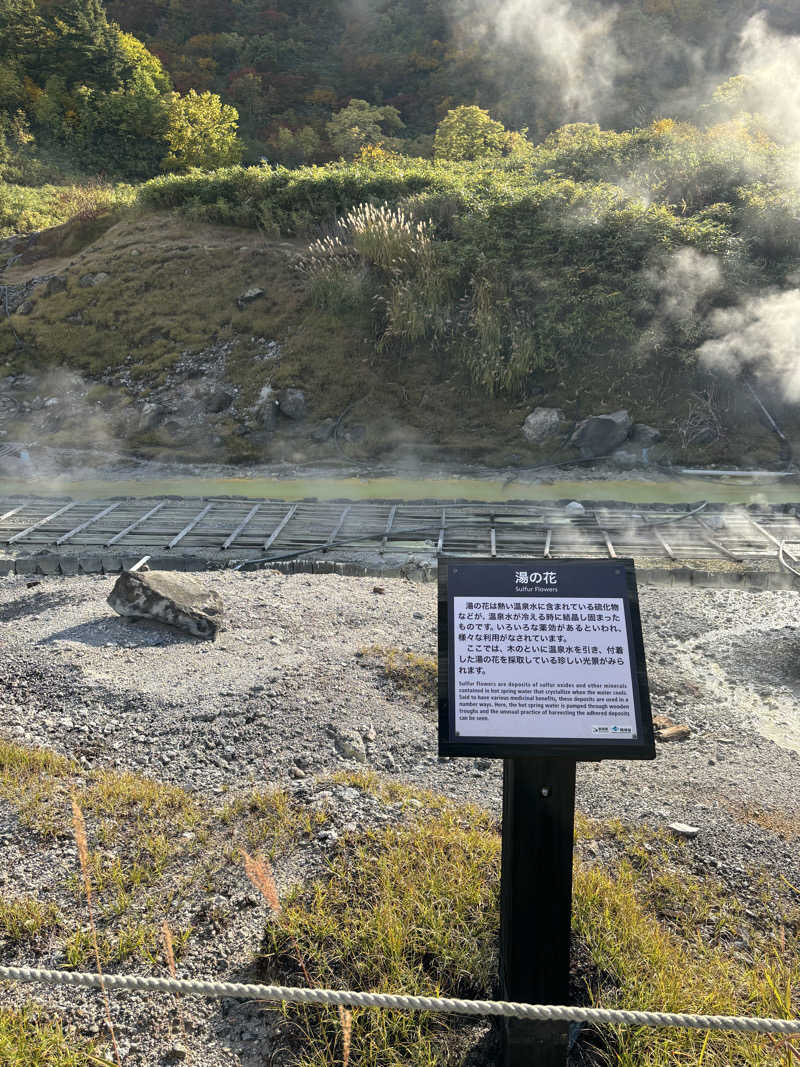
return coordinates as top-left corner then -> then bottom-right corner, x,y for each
202,385 -> 233,414
565,500 -> 585,513
629,423 -> 662,445
310,417 -> 336,442
237,287 -> 265,309
570,410 -> 632,458
522,407 -> 565,444
78,272 -> 110,288
45,276 -> 67,296
657,724 -> 691,742
333,727 -> 367,763
137,402 -> 164,432
668,822 -> 700,839
107,570 -> 224,639
277,388 -> 306,420
15,301 -> 33,315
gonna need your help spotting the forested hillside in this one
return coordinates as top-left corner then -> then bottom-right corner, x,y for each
3,0 -> 800,178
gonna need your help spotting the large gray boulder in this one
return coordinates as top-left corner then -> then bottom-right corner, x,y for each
277,388 -> 306,420
107,570 -> 224,639
522,407 -> 564,444
570,410 -> 632,458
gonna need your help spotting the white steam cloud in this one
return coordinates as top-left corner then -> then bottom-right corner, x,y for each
698,289 -> 800,401
736,14 -> 800,143
491,0 -> 624,121
650,248 -> 723,323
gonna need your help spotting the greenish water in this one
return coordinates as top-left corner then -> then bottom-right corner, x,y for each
3,473 -> 800,504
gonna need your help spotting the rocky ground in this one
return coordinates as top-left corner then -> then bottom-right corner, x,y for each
0,570 -> 798,1064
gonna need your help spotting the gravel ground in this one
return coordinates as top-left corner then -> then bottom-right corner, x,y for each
0,569 -> 798,1065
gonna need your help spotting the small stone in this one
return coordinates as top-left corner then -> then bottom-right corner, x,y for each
668,822 -> 700,839
165,1044 -> 188,1062
372,586 -> 385,595
657,724 -> 691,742
522,406 -> 564,444
78,272 -> 110,288
334,727 -> 367,763
565,501 -> 585,513
237,287 -> 265,309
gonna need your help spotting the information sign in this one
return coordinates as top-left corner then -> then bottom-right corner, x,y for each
438,557 -> 654,760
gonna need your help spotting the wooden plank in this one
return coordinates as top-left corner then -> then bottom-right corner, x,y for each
264,505 -> 298,550
651,527 -> 676,560
694,516 -> 743,562
594,511 -> 617,559
166,502 -> 214,549
0,503 -> 28,523
544,528 -> 553,558
748,516 -> 800,563
222,503 -> 261,550
324,505 -> 351,550
55,501 -> 123,545
380,504 -> 397,553
436,509 -> 447,555
490,515 -> 497,558
6,501 -> 78,544
105,502 -> 165,546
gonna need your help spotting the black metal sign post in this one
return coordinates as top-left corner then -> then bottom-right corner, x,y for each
438,558 -> 655,1066
501,756 -> 575,1064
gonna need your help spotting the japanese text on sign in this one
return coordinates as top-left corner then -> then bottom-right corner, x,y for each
454,595 -> 638,741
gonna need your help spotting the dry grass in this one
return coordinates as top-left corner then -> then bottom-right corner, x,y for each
358,646 -> 437,707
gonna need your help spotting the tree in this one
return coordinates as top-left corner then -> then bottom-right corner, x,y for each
162,88 -> 243,170
326,98 -> 403,158
433,105 -> 510,161
272,124 -> 321,166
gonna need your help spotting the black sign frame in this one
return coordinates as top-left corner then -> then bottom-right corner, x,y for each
438,556 -> 655,760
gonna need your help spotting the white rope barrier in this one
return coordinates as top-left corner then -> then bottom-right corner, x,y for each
0,966 -> 798,1035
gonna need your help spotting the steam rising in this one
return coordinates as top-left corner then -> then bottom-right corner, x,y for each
490,0 -> 623,121
737,15 -> 800,146
650,249 -> 723,324
698,289 -> 800,401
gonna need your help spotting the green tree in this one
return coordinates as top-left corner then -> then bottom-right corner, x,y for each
433,105 -> 509,161
117,32 -> 172,93
272,124 -> 321,166
326,98 -> 403,159
162,88 -> 243,170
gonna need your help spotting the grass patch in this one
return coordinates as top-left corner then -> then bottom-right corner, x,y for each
0,1006 -> 99,1066
0,739 -> 326,971
0,896 -> 63,945
259,789 -> 799,1067
358,646 -> 437,707
261,801 -> 500,1066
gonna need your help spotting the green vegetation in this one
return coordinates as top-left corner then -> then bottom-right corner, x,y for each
360,646 -> 437,707
0,1006 -> 98,1066
2,105 -> 798,466
263,788 -> 799,1066
0,744 -> 796,1064
0,0 -> 242,180
91,0 -> 799,165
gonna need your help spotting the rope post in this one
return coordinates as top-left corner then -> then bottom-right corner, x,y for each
500,757 -> 576,1066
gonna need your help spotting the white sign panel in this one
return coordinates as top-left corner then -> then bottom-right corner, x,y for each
453,595 -> 638,741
